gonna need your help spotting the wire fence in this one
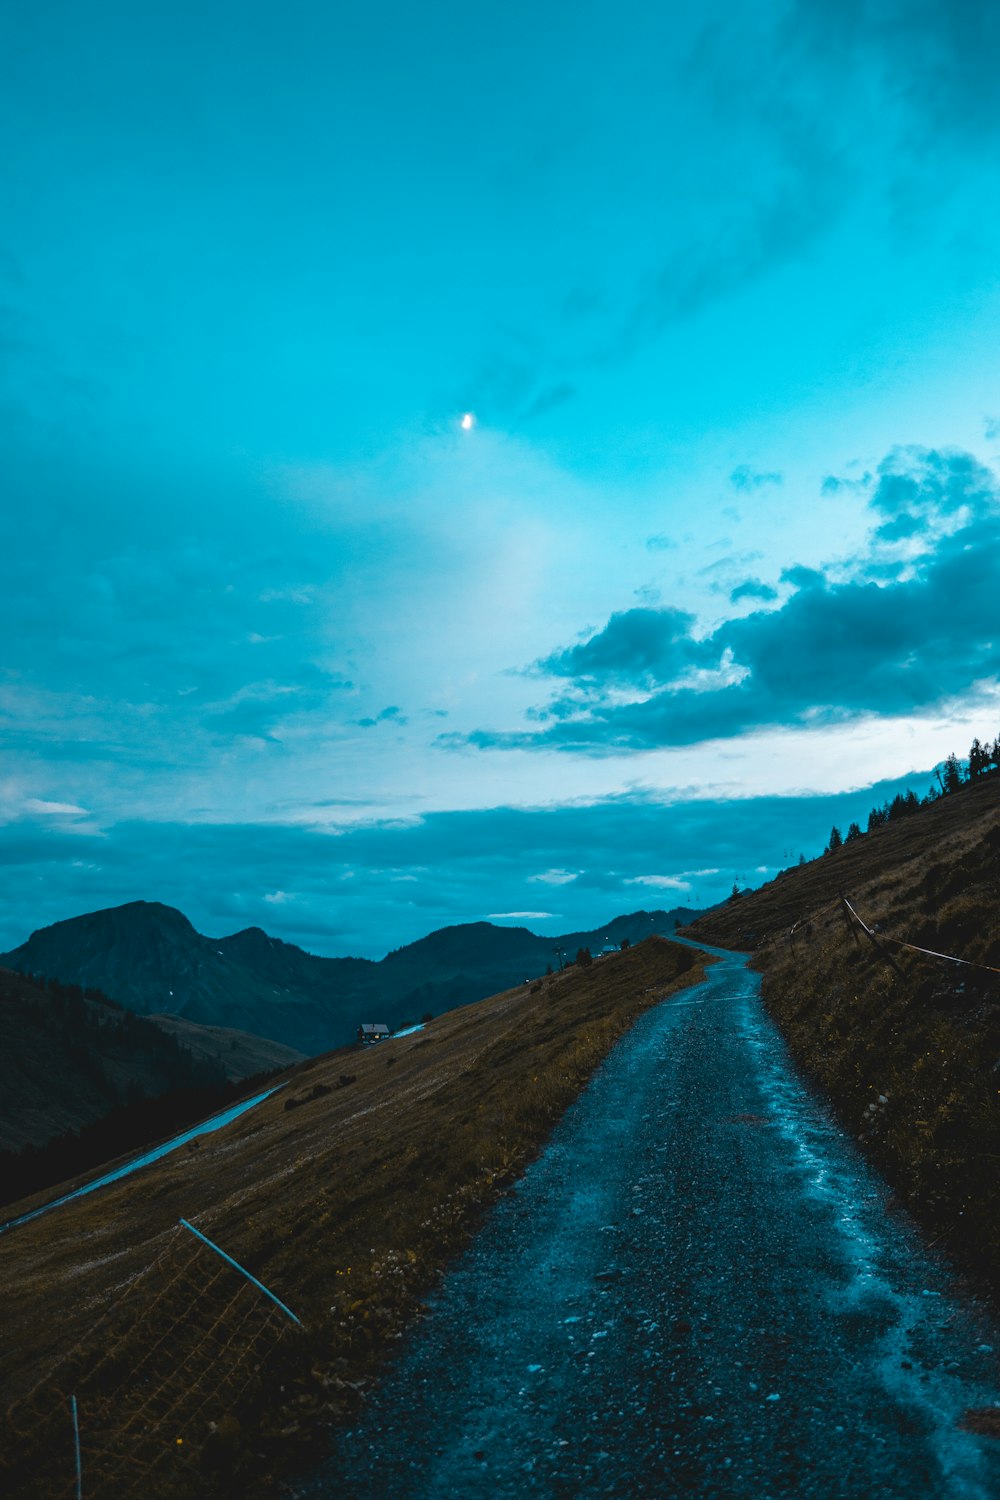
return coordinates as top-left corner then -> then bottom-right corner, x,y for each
787,896 -> 1000,986
4,1225 -> 295,1499
839,895 -> 1000,979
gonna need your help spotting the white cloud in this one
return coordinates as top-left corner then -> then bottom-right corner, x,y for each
24,798 -> 88,817
487,910 -> 555,919
529,868 -> 579,885
623,874 -> 692,890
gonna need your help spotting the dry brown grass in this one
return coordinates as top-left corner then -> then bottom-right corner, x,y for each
684,776 -> 1000,954
0,936 -> 708,1498
960,1408 -> 1000,1439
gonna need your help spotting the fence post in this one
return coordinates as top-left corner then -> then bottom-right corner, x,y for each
840,895 -> 906,978
70,1394 -> 82,1500
178,1219 -> 302,1326
838,895 -> 862,950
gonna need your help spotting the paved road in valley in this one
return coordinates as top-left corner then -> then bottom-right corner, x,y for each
0,1084 -> 283,1236
299,946 -> 1000,1499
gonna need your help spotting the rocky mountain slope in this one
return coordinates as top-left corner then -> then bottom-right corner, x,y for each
1,904 -> 696,1054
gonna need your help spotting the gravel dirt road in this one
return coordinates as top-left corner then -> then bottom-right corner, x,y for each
298,945 -> 1000,1499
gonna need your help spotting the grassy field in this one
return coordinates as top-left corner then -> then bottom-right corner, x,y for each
1,935 -> 708,1499
686,775 -> 1000,1298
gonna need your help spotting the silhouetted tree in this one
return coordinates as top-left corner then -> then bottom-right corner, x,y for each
575,946 -> 593,967
845,821 -> 863,842
826,825 -> 843,854
968,737 -> 989,781
941,752 -> 964,795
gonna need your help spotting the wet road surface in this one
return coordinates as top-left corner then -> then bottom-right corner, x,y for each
299,946 -> 1000,1498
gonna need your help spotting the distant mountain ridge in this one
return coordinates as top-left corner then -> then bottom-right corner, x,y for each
1,903 -> 699,1055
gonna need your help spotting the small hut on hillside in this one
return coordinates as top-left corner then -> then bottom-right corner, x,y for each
358,1022 -> 391,1045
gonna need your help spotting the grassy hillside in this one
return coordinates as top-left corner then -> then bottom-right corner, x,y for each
685,774 -> 1000,1290
1,936 -> 708,1499
0,968 -> 227,1153
147,1013 -> 305,1081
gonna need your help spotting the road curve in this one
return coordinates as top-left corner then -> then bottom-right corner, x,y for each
298,946 -> 1000,1499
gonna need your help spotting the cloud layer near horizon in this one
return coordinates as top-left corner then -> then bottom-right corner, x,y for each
0,767 -> 950,959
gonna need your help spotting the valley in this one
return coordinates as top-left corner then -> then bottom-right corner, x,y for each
1,904 -> 696,1056
4,775 -> 1000,1498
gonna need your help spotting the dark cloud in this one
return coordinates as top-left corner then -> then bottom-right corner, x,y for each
821,472 -> 871,496
792,0 -> 1000,144
537,607 -> 708,690
521,381 -> 577,421
730,465 -> 783,490
869,447 -> 998,540
730,579 -> 779,603
449,0 -> 1000,427
461,449 -> 1000,754
356,705 -> 407,729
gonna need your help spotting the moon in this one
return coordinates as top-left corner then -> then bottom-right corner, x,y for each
461,412 -> 474,430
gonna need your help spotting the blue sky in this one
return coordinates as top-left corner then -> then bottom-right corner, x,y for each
2,0 -> 999,955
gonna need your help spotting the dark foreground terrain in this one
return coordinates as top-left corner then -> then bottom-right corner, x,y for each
300,946 -> 1000,1500
1,938 -> 704,1499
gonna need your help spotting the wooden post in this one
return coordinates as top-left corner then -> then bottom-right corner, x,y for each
840,896 -> 906,978
839,894 -> 862,949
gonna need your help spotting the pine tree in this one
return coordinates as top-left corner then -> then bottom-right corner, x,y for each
845,821 -> 863,842
968,737 -> 989,780
867,805 -> 886,833
941,752 -> 964,795
826,825 -> 843,854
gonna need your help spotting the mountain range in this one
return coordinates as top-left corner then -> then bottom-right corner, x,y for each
0,903 -> 697,1055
